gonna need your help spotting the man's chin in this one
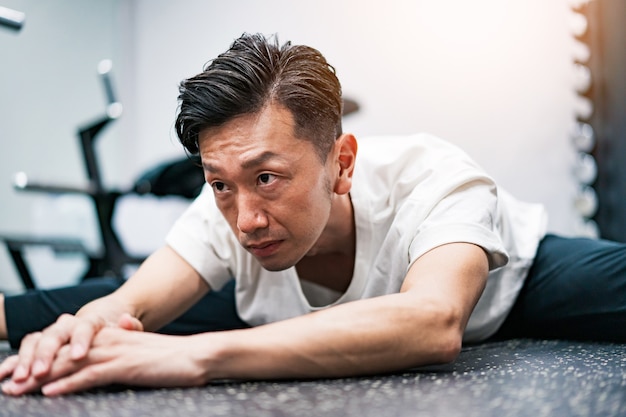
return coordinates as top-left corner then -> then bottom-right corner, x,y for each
258,260 -> 295,272
255,253 -> 305,272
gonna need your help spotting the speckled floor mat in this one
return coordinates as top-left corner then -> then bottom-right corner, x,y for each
0,339 -> 624,417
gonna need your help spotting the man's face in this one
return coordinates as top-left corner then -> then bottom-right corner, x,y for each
198,104 -> 336,271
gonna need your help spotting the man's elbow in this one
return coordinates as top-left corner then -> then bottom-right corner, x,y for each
418,301 -> 465,364
435,329 -> 463,364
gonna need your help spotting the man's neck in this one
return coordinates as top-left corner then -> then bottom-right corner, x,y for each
296,253 -> 354,293
295,193 -> 356,292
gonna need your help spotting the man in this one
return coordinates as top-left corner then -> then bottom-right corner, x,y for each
1,33 -> 625,397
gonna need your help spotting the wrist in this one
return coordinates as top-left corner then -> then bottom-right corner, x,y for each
188,330 -> 246,383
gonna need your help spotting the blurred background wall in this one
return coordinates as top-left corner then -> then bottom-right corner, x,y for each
0,0 -> 596,292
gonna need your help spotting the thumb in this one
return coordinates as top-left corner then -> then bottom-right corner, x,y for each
117,313 -> 144,332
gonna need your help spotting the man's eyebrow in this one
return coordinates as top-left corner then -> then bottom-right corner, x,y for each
202,151 -> 282,173
202,161 -> 220,173
240,151 -> 282,169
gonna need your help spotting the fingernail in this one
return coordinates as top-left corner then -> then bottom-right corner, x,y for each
33,360 -> 47,375
42,381 -> 60,397
2,380 -> 23,396
71,344 -> 85,359
13,365 -> 27,380
2,381 -> 14,395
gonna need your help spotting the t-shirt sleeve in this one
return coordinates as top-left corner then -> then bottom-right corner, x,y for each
396,135 -> 510,270
165,186 -> 234,291
407,178 -> 509,270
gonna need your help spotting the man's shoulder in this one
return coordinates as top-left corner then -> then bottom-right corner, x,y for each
350,132 -> 490,209
354,132 -> 470,174
356,132 -> 462,159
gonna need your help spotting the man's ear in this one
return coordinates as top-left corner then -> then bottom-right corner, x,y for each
333,133 -> 358,195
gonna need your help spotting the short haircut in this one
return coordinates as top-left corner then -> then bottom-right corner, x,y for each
175,33 -> 343,161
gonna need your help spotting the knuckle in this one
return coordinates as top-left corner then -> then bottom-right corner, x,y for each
82,367 -> 100,384
36,336 -> 59,353
0,354 -> 19,370
21,331 -> 42,345
42,315 -> 76,340
56,313 -> 75,326
58,344 -> 72,358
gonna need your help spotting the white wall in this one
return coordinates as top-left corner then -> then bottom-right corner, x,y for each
0,0 -> 586,291
127,0 -> 584,228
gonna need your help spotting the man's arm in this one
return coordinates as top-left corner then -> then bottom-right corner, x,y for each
2,241 -> 488,396
109,245 -> 210,332
0,245 -> 209,384
196,241 -> 489,380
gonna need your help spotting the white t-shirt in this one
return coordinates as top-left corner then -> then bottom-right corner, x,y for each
166,133 -> 547,342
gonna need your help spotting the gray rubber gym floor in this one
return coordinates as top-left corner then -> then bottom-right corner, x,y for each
0,338 -> 624,417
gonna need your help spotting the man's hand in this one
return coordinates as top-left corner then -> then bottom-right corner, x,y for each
1,328 -> 205,396
0,311 -> 143,395
0,246 -> 206,396
0,243 -> 488,395
0,313 -> 105,383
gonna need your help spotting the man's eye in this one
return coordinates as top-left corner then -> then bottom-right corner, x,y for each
212,182 -> 227,192
258,173 -> 276,185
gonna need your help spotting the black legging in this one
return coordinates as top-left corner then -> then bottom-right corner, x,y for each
493,234 -> 626,342
5,234 -> 626,349
5,278 -> 248,349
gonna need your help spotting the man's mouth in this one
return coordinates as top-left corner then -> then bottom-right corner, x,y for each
246,240 -> 282,257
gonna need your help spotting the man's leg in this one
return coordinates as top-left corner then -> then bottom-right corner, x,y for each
0,295 -> 7,341
494,234 -> 626,342
2,277 -> 124,348
2,277 -> 247,349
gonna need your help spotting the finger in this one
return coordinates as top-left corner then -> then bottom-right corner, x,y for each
11,331 -> 42,382
41,330 -> 137,396
3,345 -> 76,396
68,318 -> 102,360
2,374 -> 42,396
40,331 -> 128,396
117,313 -> 144,332
30,314 -> 79,377
40,363 -> 112,397
0,355 -> 19,380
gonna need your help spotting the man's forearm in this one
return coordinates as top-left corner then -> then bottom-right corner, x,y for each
193,292 -> 463,382
95,246 -> 209,331
193,243 -> 488,382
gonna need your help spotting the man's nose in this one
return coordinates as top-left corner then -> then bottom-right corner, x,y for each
236,192 -> 268,233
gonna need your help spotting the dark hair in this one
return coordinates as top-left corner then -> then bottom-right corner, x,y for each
174,33 -> 343,161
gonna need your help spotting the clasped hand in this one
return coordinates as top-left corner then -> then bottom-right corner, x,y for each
0,313 -> 202,396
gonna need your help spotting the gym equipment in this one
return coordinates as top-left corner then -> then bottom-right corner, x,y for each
0,5 -> 25,32
1,60 -> 204,289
